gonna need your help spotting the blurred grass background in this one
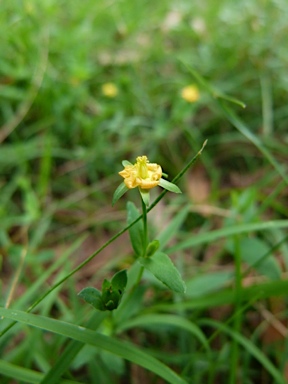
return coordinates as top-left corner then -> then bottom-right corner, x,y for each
1,0 -> 288,383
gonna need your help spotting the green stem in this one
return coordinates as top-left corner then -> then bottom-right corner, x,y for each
141,197 -> 148,256
136,266 -> 145,286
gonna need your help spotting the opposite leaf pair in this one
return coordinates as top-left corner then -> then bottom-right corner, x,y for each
78,270 -> 127,311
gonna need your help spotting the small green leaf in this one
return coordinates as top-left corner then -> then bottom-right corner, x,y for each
112,182 -> 129,206
127,202 -> 144,257
100,271 -> 127,311
146,240 -> 160,257
102,286 -> 121,311
102,279 -> 111,292
111,269 -> 128,293
122,160 -> 133,166
139,188 -> 150,206
78,287 -> 105,311
102,280 -> 119,310
105,299 -> 118,310
139,251 -> 186,294
158,179 -> 182,194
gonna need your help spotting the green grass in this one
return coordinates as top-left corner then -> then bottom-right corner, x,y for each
1,0 -> 288,383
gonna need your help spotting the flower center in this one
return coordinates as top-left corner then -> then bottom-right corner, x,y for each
136,156 -> 149,179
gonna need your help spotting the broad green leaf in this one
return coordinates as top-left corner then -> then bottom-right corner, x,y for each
127,202 -> 144,257
139,252 -> 186,294
0,308 -> 187,384
112,182 -> 129,206
158,179 -> 182,194
78,287 -> 105,311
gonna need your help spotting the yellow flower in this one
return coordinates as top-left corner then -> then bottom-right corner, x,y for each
113,155 -> 182,206
119,156 -> 162,190
101,83 -> 118,98
180,85 -> 200,103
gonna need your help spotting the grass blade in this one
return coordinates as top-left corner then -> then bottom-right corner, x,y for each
116,314 -> 210,352
0,360 -> 82,384
40,312 -> 107,384
0,307 -> 188,384
168,220 -> 288,253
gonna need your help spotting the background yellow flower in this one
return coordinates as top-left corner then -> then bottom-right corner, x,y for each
101,83 -> 119,97
180,85 -> 200,103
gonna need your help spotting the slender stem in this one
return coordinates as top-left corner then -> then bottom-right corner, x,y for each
136,266 -> 145,286
141,198 -> 148,256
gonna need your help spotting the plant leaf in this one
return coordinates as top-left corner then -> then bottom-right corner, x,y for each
139,251 -> 186,294
158,179 -> 182,194
0,308 -> 188,384
112,182 -> 129,206
101,271 -> 128,311
122,160 -> 133,166
102,279 -> 120,311
78,287 -> 105,311
111,269 -> 128,292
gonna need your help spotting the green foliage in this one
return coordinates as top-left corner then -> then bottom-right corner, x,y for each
1,0 -> 288,383
78,287 -> 105,311
78,270 -> 127,311
0,308 -> 187,384
139,252 -> 186,294
112,182 -> 129,206
158,178 -> 182,194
